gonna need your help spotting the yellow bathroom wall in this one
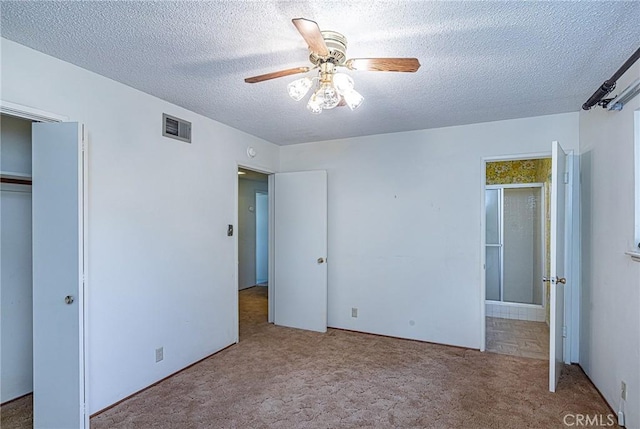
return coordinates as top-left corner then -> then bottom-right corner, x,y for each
486,159 -> 540,185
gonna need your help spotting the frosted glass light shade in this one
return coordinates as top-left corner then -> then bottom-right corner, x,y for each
287,77 -> 313,101
306,93 -> 323,114
318,85 -> 340,109
343,89 -> 364,110
333,73 -> 354,95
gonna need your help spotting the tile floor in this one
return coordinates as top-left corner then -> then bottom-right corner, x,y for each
486,316 -> 549,360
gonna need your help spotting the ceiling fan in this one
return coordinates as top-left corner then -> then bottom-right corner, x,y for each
244,18 -> 421,114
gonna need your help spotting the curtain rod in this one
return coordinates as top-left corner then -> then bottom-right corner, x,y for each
582,46 -> 640,110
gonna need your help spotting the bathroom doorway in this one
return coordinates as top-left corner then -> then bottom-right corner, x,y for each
484,158 -> 551,360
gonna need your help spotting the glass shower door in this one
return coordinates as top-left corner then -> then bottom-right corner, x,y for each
485,186 -> 543,305
503,187 -> 543,305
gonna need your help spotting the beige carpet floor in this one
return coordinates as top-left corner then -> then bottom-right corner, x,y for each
2,286 -> 612,428
0,394 -> 31,429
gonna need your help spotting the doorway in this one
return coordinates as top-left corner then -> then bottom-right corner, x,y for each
237,167 -> 270,340
483,158 -> 551,360
235,168 -> 329,337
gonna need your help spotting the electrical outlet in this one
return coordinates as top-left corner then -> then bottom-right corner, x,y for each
155,347 -> 164,363
351,307 -> 358,318
621,381 -> 627,400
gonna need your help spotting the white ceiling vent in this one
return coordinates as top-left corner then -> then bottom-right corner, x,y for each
162,113 -> 191,143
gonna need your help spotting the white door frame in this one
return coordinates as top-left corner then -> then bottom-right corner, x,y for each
479,152 -> 551,352
565,153 -> 580,364
0,100 -> 68,123
235,163 -> 274,342
1,100 -> 88,426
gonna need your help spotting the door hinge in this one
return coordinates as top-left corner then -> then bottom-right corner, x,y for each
563,172 -> 569,184
562,326 -> 567,338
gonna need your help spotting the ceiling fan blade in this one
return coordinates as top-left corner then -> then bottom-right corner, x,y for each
345,58 -> 421,72
292,18 -> 329,57
244,67 -> 310,84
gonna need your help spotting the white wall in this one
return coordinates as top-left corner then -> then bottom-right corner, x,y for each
280,113 -> 578,348
1,38 -> 279,413
238,177 -> 268,290
1,114 -> 34,402
579,61 -> 640,428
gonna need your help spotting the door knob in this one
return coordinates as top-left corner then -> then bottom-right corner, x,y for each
317,257 -> 325,264
64,295 -> 74,305
554,277 -> 566,284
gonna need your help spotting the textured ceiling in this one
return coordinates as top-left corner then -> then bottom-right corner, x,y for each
1,1 -> 639,145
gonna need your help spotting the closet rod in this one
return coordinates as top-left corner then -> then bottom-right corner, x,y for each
1,177 -> 32,185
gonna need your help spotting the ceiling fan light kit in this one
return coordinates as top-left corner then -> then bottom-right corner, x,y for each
294,62 -> 363,113
245,18 -> 420,115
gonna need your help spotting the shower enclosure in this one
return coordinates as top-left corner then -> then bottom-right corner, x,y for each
485,184 -> 545,322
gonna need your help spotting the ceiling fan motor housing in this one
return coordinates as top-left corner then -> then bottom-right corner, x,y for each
310,31 -> 348,66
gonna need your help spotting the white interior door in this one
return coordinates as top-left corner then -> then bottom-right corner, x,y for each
549,140 -> 567,392
32,122 -> 87,428
274,171 -> 327,333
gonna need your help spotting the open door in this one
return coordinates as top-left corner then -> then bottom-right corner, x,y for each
549,140 -> 567,392
273,171 -> 327,332
32,122 -> 87,428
